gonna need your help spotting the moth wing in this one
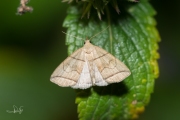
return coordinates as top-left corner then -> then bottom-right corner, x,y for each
50,48 -> 85,87
72,60 -> 92,89
93,46 -> 131,84
94,63 -> 108,86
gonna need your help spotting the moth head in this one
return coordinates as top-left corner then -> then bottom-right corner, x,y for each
84,38 -> 91,44
83,40 -> 94,53
84,40 -> 91,44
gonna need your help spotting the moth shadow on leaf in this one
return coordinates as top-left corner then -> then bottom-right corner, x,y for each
75,88 -> 92,98
75,82 -> 128,98
93,82 -> 129,96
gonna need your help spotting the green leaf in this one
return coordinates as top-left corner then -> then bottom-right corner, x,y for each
63,0 -> 160,119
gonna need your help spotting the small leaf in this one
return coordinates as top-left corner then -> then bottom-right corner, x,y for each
63,0 -> 160,119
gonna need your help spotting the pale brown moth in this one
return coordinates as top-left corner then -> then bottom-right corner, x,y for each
50,27 -> 131,89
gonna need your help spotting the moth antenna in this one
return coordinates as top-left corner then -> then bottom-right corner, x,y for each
62,31 -> 84,41
89,26 -> 110,40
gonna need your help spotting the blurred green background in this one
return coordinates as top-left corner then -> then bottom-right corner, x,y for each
0,0 -> 180,120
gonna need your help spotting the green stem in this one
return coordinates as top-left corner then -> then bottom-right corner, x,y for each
106,6 -> 113,53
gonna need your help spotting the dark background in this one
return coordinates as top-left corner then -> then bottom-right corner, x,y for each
0,0 -> 179,120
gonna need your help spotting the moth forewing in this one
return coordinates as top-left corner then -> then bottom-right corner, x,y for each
92,45 -> 131,84
50,48 -> 85,87
94,64 -> 109,86
71,60 -> 92,89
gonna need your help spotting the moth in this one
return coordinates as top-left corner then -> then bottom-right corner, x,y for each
50,34 -> 131,89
